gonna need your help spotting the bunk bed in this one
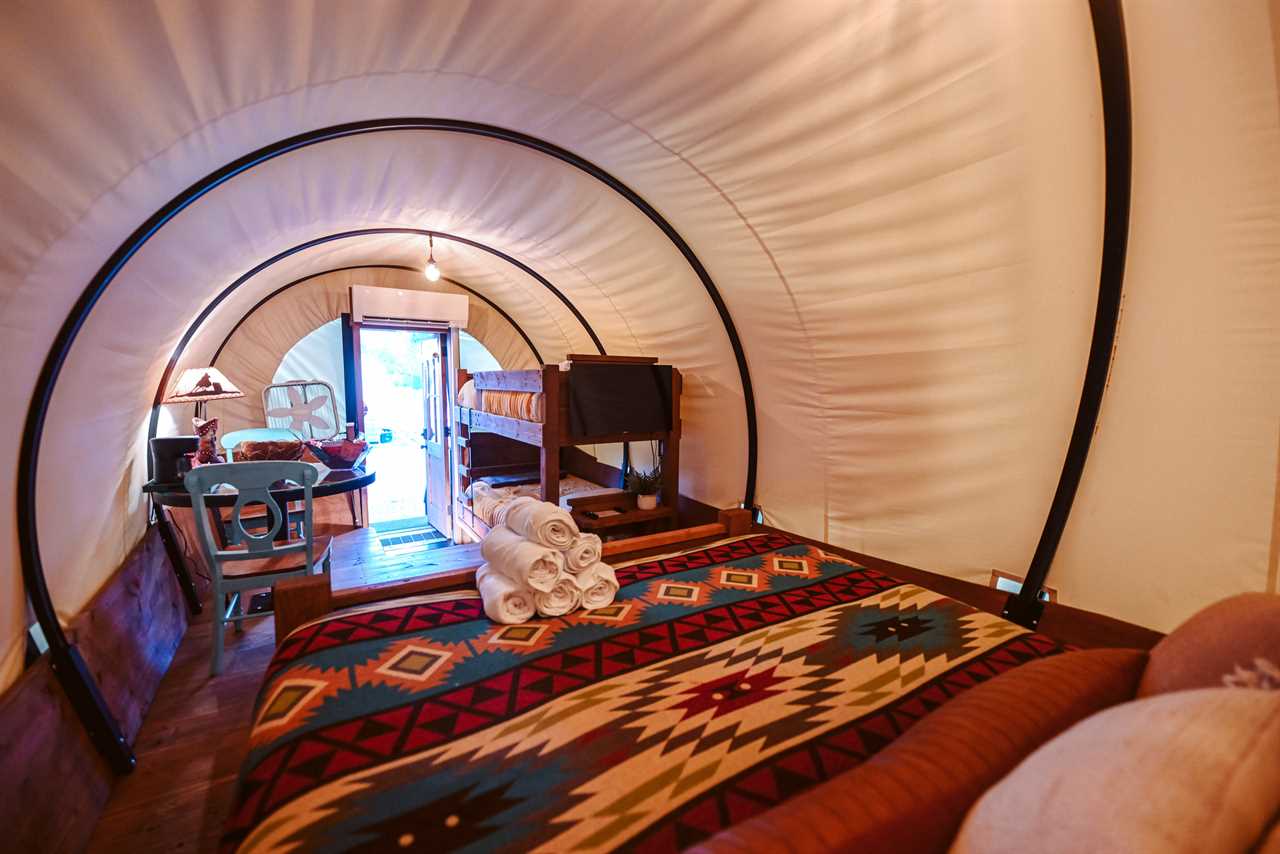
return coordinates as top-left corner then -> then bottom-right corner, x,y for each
453,355 -> 681,540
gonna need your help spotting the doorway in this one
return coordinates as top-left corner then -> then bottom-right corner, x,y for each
356,326 -> 453,547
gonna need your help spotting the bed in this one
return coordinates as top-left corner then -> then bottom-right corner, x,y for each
224,528 -> 1062,852
454,357 -> 681,542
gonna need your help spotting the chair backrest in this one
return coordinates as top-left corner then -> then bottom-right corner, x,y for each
183,461 -> 320,574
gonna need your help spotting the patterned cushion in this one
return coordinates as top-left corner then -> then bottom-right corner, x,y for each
951,688 -> 1280,854
692,648 -> 1147,854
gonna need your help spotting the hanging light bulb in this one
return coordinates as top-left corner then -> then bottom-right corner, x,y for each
424,234 -> 441,282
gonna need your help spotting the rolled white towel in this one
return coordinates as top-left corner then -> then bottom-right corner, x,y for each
490,494 -> 528,529
471,481 -> 513,525
564,533 -> 603,575
473,483 -> 496,517
535,574 -> 582,617
573,563 -> 620,610
480,525 -> 565,593
498,496 -> 579,549
475,563 -> 535,624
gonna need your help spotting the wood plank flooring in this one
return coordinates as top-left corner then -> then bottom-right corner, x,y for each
88,523 -> 1160,852
88,523 -> 481,854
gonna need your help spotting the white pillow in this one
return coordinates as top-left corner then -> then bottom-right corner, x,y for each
458,379 -> 478,408
951,688 -> 1280,854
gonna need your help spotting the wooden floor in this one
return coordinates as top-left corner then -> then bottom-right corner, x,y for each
87,523 -> 1160,852
88,526 -> 481,854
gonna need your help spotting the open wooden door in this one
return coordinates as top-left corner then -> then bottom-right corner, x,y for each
420,334 -> 452,537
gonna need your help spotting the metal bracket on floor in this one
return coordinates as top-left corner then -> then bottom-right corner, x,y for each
1001,592 -> 1046,631
49,644 -> 136,775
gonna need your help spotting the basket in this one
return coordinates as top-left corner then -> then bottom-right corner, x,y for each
304,438 -> 369,469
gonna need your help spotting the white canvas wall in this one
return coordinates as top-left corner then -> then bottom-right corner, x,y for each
273,321 -> 347,427
1051,0 -> 1280,628
0,0 -> 1276,695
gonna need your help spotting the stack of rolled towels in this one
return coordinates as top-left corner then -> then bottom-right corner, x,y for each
475,496 -> 619,624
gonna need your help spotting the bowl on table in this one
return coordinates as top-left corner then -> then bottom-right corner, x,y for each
304,438 -> 369,469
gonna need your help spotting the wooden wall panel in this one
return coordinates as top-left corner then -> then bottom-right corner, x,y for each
67,525 -> 191,741
1,522 -> 200,852
0,658 -> 114,852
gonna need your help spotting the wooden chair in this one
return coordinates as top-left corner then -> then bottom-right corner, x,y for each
184,461 -> 332,675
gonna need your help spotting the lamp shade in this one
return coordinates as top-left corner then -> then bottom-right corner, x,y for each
163,367 -> 244,404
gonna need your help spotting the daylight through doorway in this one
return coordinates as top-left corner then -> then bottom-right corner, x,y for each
358,327 -> 440,529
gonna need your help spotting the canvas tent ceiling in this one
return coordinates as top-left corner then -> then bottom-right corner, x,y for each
1,0 -> 1278,697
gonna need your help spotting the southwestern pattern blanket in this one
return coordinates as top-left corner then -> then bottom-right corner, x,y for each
224,533 -> 1061,852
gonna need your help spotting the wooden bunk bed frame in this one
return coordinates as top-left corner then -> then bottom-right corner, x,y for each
274,508 -> 750,642
453,356 -> 681,541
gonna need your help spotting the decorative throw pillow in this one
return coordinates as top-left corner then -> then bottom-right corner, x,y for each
192,417 -> 224,464
951,688 -> 1280,854
1138,592 -> 1280,697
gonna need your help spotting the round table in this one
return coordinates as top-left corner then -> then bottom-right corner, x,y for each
143,465 -> 374,614
144,464 -> 374,508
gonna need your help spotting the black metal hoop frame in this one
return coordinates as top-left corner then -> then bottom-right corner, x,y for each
145,228 -> 605,456
17,119 -> 758,773
16,0 -> 1131,767
206,264 -> 544,368
1003,0 -> 1132,629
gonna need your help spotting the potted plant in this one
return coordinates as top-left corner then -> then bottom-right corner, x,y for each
625,465 -> 662,510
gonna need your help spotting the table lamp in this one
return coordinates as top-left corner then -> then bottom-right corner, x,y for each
163,367 -> 245,420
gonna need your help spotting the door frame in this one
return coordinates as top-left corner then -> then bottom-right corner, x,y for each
419,331 -> 451,537
347,316 -> 456,533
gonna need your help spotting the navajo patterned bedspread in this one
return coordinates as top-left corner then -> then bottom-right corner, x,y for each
225,533 -> 1061,852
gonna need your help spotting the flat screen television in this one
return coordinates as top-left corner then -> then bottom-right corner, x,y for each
568,364 -> 673,436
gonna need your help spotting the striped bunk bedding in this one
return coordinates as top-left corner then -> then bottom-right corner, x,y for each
477,388 -> 543,422
223,533 -> 1062,853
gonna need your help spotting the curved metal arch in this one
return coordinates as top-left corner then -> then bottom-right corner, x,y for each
147,228 -> 591,449
207,264 -> 544,367
17,119 -> 758,773
1002,0 -> 1132,629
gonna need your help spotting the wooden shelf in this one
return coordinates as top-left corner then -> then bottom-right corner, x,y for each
567,492 -> 676,532
575,506 -> 675,532
563,430 -> 670,445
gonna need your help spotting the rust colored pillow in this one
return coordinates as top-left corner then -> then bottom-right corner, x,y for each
691,648 -> 1147,854
1139,593 -> 1280,697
